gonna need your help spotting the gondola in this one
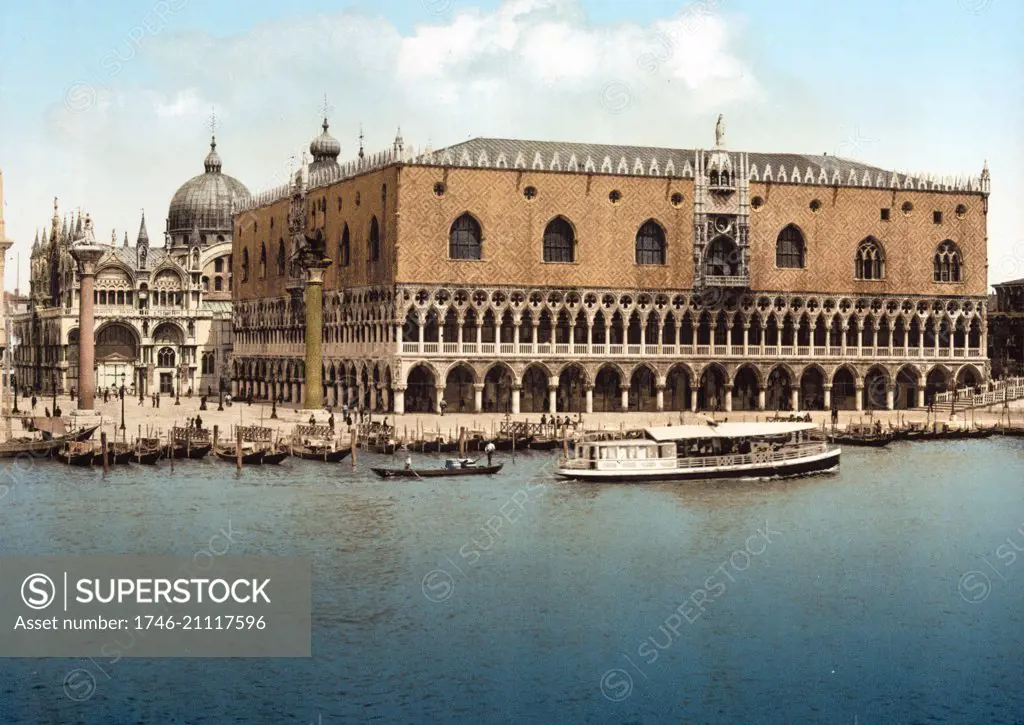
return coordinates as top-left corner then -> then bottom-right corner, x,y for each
290,443 -> 351,462
134,438 -> 162,465
367,441 -> 399,455
91,442 -> 133,466
826,432 -> 894,447
40,423 -> 100,443
215,447 -> 264,464
56,441 -> 95,466
261,449 -> 288,465
0,426 -> 98,460
371,462 -> 504,479
162,442 -> 212,459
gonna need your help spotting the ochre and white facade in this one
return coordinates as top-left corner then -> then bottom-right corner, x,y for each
231,120 -> 991,414
12,138 -> 246,397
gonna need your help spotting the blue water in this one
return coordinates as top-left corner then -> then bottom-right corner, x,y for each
1,440 -> 1022,724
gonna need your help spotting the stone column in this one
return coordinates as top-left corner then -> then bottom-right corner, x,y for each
548,377 -> 558,413
855,383 -> 864,411
916,385 -> 925,408
724,384 -> 733,412
655,384 -> 665,412
620,386 -> 629,412
511,386 -> 521,415
303,260 -> 331,409
70,240 -> 105,411
742,324 -> 749,357
690,387 -> 698,412
823,384 -> 832,410
885,385 -> 894,411
473,383 -> 484,413
757,387 -> 766,411
585,385 -> 594,414
790,388 -> 800,412
435,387 -> 445,414
393,386 -> 406,414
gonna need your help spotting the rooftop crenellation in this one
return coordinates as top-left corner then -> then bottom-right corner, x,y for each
234,136 -> 990,214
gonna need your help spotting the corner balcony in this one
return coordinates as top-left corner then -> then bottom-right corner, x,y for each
703,274 -> 749,288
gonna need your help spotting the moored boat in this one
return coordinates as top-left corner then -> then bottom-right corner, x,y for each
371,460 -> 504,479
215,447 -> 264,464
135,438 -> 162,465
290,443 -> 351,462
555,422 -> 840,482
56,441 -> 95,466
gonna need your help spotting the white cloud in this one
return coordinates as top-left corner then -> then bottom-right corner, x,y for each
4,0 -> 1014,290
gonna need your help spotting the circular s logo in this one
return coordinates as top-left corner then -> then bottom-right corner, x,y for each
21,573 -> 56,610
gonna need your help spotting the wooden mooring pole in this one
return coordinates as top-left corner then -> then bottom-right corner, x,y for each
236,429 -> 242,471
350,429 -> 358,469
101,431 -> 109,475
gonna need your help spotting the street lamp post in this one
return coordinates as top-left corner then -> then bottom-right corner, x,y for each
12,375 -> 18,414
217,376 -> 224,412
270,373 -> 278,419
119,371 -> 126,439
174,367 -> 181,405
51,372 -> 57,414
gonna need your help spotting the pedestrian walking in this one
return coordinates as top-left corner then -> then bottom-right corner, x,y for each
31,395 -> 37,411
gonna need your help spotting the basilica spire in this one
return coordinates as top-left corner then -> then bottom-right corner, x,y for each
358,124 -> 365,162
137,210 -> 150,246
123,230 -> 129,248
393,126 -> 404,156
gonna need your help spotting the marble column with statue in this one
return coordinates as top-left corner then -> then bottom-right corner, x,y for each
69,214 -> 106,429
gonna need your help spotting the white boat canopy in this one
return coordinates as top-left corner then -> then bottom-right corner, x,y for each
642,422 -> 818,442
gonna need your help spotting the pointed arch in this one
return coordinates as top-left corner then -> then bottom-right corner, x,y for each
635,219 -> 666,265
449,213 -> 482,260
934,240 -> 962,282
259,241 -> 267,278
775,224 -> 805,268
338,224 -> 350,267
276,238 -> 285,276
543,216 -> 575,263
368,216 -> 380,262
855,237 -> 885,280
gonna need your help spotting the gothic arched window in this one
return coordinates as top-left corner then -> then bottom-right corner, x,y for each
635,220 -> 666,265
276,238 -> 286,276
776,224 -> 805,269
934,240 -> 962,282
449,213 -> 482,260
543,216 -> 575,263
214,277 -> 223,292
855,237 -> 885,280
259,242 -> 267,278
201,352 -> 215,375
368,217 -> 380,263
241,249 -> 249,281
339,224 -> 350,267
157,347 -> 175,367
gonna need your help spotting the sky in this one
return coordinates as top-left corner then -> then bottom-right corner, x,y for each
1,0 -> 1021,290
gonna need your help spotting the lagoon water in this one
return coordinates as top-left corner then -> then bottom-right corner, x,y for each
1,439 -> 1022,724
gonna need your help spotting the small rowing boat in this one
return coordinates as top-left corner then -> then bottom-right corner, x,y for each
56,441 -> 95,466
290,443 -> 351,462
371,461 -> 504,479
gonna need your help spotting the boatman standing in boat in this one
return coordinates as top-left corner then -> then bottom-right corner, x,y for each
404,455 -> 413,471
485,441 -> 496,466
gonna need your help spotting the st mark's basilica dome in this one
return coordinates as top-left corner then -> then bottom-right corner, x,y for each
166,136 -> 250,245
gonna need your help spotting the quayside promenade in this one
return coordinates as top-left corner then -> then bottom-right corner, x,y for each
6,393 -> 1024,446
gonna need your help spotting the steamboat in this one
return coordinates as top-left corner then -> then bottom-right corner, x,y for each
554,422 -> 840,482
